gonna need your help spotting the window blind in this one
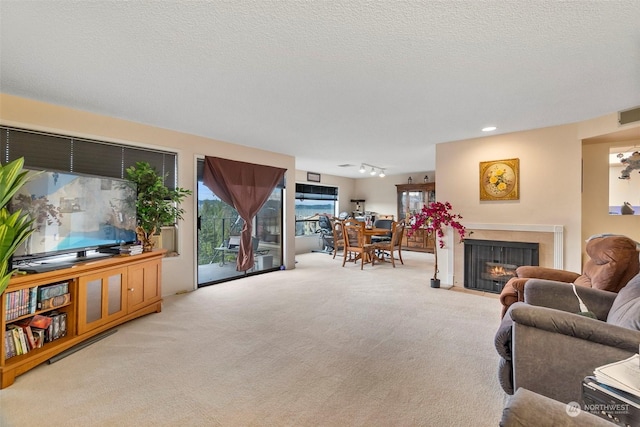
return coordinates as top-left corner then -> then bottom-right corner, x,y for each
1,126 -> 177,189
295,183 -> 338,200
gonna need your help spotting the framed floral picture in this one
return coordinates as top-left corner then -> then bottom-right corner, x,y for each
479,158 -> 519,201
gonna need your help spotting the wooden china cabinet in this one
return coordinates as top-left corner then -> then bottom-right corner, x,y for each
396,183 -> 436,253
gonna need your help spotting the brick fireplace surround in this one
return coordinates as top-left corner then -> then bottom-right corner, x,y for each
452,223 -> 564,289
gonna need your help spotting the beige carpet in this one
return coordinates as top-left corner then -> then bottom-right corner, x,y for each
0,251 -> 506,426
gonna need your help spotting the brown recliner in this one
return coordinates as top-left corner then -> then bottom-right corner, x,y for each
499,235 -> 640,318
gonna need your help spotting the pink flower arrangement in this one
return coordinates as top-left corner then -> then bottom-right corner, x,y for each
407,201 -> 466,281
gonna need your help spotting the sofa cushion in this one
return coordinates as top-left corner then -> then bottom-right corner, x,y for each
607,272 -> 640,330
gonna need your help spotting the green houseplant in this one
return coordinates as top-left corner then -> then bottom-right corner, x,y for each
407,201 -> 466,288
125,161 -> 192,252
0,158 -> 36,295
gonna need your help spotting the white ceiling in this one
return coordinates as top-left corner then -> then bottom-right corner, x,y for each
1,1 -> 639,179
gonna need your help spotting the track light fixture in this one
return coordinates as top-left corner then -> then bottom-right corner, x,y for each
359,163 -> 386,178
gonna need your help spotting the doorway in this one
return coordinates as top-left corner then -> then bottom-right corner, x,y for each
196,159 -> 283,286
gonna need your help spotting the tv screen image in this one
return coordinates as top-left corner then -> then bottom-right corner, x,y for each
10,169 -> 138,261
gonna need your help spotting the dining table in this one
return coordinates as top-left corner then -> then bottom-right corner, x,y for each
362,227 -> 392,263
363,227 -> 392,243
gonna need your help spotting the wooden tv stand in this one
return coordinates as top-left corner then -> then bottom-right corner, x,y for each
0,250 -> 165,388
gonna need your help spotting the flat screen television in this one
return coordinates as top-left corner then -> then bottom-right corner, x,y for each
10,169 -> 138,263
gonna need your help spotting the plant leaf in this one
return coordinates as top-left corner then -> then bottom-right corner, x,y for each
1,158 -> 33,208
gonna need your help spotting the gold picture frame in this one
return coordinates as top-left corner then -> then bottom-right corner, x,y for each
479,158 -> 519,201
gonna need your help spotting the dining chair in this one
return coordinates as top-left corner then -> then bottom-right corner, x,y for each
331,218 -> 346,259
342,221 -> 376,269
371,217 -> 393,258
341,218 -> 363,262
370,218 -> 393,244
374,221 -> 405,267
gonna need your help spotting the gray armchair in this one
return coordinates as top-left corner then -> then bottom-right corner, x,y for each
495,273 -> 640,404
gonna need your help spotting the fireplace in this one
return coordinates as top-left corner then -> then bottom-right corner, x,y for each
464,239 -> 539,293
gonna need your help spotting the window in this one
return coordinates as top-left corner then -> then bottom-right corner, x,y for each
295,183 -> 337,236
1,126 -> 177,188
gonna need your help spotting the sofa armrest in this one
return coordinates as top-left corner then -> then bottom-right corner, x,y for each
500,388 -> 614,427
516,266 -> 581,283
510,304 -> 639,403
523,279 -> 617,319
509,303 -> 640,352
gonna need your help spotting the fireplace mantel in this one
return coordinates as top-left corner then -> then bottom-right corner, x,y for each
464,223 -> 564,269
445,223 -> 564,288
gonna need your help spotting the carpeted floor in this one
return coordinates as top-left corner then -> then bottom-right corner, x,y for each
0,251 -> 506,426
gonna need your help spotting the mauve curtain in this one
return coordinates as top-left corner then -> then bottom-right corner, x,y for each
203,156 -> 286,271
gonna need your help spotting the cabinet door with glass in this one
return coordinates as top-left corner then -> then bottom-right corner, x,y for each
397,183 -> 436,253
396,183 -> 436,222
77,267 -> 127,334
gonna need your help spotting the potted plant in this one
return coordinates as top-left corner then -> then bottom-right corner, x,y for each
125,161 -> 192,252
407,201 -> 467,288
0,158 -> 37,295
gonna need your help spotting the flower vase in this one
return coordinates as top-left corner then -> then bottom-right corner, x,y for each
430,278 -> 440,288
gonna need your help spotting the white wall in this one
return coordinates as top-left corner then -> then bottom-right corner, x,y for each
437,123 -> 584,273
436,114 -> 640,280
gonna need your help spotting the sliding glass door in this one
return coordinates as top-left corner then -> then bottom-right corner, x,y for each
196,159 -> 283,287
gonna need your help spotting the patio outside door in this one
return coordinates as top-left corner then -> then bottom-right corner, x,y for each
196,159 -> 283,286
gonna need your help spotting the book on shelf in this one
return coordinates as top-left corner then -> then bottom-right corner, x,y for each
8,327 -> 22,356
38,282 -> 69,301
44,311 -> 67,342
38,293 -> 71,310
29,314 -> 53,329
4,332 -> 16,359
30,327 -> 45,348
29,286 -> 38,314
58,312 -> 67,338
594,353 -> 640,398
4,288 -> 30,321
3,283 -> 71,321
13,320 -> 37,350
119,244 -> 143,256
7,325 -> 28,355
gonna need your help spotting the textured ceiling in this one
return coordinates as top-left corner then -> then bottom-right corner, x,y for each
1,1 -> 639,178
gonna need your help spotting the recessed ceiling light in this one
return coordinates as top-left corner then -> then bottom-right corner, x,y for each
482,126 -> 497,132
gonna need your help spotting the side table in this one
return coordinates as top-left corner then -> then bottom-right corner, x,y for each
582,376 -> 640,426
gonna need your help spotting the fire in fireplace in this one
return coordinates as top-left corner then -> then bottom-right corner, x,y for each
483,262 -> 518,282
464,239 -> 539,293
